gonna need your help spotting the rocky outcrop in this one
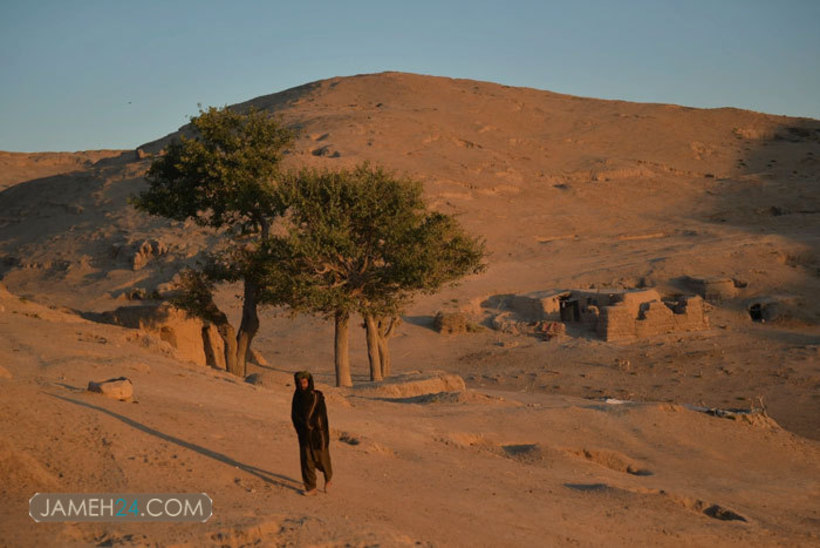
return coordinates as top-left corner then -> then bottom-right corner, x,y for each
103,303 -> 225,368
111,239 -> 169,271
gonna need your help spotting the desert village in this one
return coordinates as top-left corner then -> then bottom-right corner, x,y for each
1,72 -> 819,546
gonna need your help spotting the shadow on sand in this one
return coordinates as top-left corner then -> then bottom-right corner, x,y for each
48,392 -> 303,493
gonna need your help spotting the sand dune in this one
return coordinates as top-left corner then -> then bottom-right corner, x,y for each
1,72 -> 818,545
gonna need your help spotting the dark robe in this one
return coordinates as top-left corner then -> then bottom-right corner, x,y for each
291,371 -> 332,490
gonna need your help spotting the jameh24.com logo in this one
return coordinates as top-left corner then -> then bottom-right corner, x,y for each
29,493 -> 212,522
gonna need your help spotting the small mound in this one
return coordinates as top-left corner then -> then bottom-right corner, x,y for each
569,447 -> 653,476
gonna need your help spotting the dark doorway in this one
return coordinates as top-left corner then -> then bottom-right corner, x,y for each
749,303 -> 764,322
560,297 -> 580,322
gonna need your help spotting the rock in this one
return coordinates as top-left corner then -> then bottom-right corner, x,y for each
87,377 -> 133,400
245,373 -> 265,386
132,240 -> 168,271
434,311 -> 468,334
0,365 -> 12,379
112,240 -> 168,271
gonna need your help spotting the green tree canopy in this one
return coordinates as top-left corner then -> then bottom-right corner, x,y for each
260,163 -> 485,386
137,105 -> 294,234
131,105 -> 295,376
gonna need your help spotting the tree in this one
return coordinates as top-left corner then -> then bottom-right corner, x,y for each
360,210 -> 486,380
363,181 -> 486,381
260,163 -> 485,386
131,105 -> 294,376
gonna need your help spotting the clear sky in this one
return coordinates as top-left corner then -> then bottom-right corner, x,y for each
1,0 -> 818,152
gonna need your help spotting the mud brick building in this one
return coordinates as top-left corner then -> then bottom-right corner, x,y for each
495,288 -> 709,342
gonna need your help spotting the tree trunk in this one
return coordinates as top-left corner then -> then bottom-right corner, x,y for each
377,316 -> 398,378
220,322 -> 240,376
376,329 -> 391,378
236,278 -> 260,378
334,310 -> 353,387
365,314 -> 383,381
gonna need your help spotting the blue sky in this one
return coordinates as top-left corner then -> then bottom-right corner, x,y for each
1,0 -> 818,151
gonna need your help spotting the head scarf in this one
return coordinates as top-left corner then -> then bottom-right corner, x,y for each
294,370 -> 314,392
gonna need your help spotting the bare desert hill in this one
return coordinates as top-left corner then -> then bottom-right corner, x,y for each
0,150 -> 126,191
1,72 -> 818,546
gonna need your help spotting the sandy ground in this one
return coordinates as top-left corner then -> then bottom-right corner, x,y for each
0,286 -> 818,546
1,72 -> 818,546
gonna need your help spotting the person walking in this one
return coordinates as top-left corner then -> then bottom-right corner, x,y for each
291,370 -> 333,495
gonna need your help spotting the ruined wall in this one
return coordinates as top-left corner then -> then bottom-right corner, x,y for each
615,289 -> 663,309
598,295 -> 709,342
670,295 -> 710,331
509,295 -> 549,321
635,301 -> 675,338
538,293 -> 564,320
597,305 -> 636,341
508,291 -> 567,322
